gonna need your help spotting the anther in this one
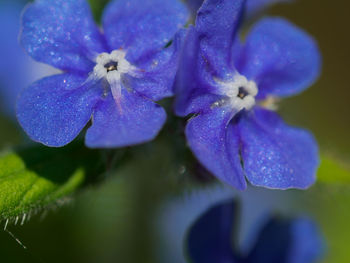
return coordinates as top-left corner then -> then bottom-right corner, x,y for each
104,61 -> 118,72
237,87 -> 249,99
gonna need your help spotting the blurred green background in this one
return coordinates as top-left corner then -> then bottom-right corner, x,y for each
0,0 -> 350,262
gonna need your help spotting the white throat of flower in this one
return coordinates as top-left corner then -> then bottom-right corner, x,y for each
90,50 -> 139,103
215,73 -> 258,111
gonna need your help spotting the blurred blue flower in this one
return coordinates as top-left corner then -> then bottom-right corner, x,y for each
186,0 -> 293,19
174,0 -> 321,190
17,0 -> 188,147
187,199 -> 324,263
0,0 -> 56,118
156,184 -> 294,263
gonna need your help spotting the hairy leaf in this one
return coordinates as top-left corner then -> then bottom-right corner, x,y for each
0,142 -> 102,220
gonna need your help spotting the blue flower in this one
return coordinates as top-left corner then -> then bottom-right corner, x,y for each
16,0 -> 188,147
157,184 -> 294,263
174,0 -> 321,190
187,200 -> 325,263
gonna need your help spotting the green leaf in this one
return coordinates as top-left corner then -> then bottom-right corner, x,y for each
0,142 -> 103,220
88,0 -> 109,22
317,155 -> 350,183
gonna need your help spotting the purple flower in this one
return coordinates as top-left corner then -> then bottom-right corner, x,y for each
187,200 -> 325,263
174,0 -> 321,190
17,0 -> 188,148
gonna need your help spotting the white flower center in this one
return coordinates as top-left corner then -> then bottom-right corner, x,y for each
92,50 -> 136,82
214,73 -> 258,111
90,50 -> 139,104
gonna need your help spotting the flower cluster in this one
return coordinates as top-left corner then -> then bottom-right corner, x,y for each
16,0 -> 321,190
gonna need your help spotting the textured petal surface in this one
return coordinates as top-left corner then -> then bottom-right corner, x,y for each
85,89 -> 166,148
238,108 -> 319,189
186,107 -> 246,190
235,18 -> 321,99
187,200 -> 238,263
195,0 -> 245,75
123,29 -> 186,101
16,74 -> 101,147
21,0 -> 106,73
174,26 -> 220,116
246,217 -> 324,263
102,0 -> 189,63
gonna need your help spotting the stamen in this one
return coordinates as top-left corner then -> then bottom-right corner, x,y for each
104,61 -> 118,72
237,87 -> 249,99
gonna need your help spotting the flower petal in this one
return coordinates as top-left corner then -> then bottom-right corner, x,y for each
20,0 -> 106,73
102,0 -> 189,63
85,89 -> 166,148
238,108 -> 319,189
246,217 -> 324,263
185,107 -> 246,190
174,26 -> 220,117
195,0 -> 245,75
122,29 -> 186,101
16,74 -> 101,147
187,200 -> 238,263
235,18 -> 321,99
